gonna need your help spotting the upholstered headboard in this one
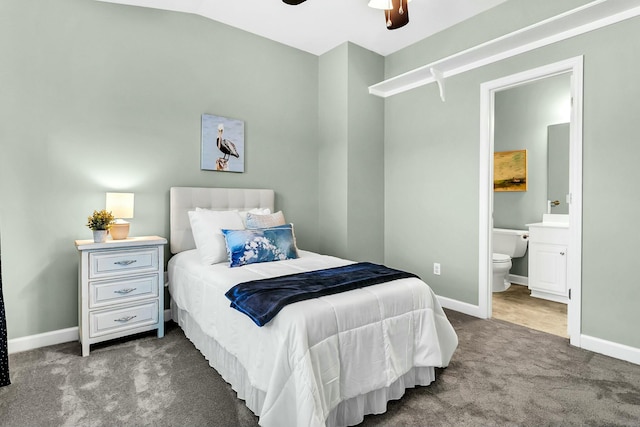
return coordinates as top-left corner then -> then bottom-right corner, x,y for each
169,187 -> 275,254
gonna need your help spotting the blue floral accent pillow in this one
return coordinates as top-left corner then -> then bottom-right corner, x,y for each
221,224 -> 299,268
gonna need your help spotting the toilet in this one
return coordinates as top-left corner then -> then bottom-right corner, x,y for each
492,228 -> 529,292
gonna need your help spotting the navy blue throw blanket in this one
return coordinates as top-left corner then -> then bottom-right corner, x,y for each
225,262 -> 418,327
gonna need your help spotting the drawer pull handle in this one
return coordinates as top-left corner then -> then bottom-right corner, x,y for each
114,288 -> 137,295
114,260 -> 137,266
560,252 -> 565,256
114,315 -> 137,323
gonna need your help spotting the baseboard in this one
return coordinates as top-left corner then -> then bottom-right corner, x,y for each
437,295 -> 483,318
509,274 -> 528,286
9,310 -> 174,355
436,294 -> 640,366
581,334 -> 640,366
11,310 -> 638,367
8,327 -> 78,355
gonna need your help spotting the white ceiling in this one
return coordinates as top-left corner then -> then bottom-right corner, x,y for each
97,0 -> 508,56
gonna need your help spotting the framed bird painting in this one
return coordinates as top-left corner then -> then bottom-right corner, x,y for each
201,114 -> 245,172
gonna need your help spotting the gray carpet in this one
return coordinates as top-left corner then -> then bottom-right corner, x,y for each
1,310 -> 639,426
0,322 -> 258,427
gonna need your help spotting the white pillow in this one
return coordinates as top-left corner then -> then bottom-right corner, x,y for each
239,208 -> 271,227
246,211 -> 286,229
188,209 -> 244,264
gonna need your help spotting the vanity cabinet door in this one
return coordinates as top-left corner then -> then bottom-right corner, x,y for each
529,242 -> 568,298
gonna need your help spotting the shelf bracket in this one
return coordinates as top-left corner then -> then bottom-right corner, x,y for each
430,67 -> 445,102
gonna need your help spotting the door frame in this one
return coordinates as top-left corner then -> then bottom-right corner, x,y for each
478,56 -> 583,347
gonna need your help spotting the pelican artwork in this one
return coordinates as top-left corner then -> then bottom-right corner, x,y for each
201,114 -> 244,172
216,123 -> 240,171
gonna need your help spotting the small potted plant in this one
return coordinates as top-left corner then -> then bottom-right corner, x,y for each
86,209 -> 115,243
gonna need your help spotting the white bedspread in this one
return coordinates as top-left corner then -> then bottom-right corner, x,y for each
168,249 -> 458,427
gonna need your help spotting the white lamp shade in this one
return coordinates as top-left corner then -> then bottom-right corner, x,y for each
106,192 -> 134,219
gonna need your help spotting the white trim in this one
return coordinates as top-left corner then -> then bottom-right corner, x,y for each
437,295 -> 483,319
509,274 -> 528,286
436,298 -> 640,366
12,315 -> 638,368
478,79 -> 493,319
530,290 -> 569,305
369,0 -> 640,98
8,327 -> 78,355
567,60 -> 584,348
581,335 -> 640,366
478,57 -> 584,347
7,311 -> 173,354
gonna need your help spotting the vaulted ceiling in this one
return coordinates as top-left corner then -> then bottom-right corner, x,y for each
97,0 -> 508,56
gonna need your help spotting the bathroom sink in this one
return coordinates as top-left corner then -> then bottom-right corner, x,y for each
526,214 -> 569,228
543,214 -> 569,224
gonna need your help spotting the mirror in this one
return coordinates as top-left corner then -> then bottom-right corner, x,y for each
547,123 -> 570,214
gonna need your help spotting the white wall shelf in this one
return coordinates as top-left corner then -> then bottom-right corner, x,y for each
368,0 -> 640,100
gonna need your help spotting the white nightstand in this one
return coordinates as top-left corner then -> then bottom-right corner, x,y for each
75,236 -> 167,357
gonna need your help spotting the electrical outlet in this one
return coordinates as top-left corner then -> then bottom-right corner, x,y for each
433,263 -> 441,275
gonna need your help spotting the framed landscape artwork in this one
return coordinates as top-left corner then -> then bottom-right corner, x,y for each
201,114 -> 245,172
494,149 -> 527,192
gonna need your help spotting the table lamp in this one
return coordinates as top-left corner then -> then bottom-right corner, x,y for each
106,192 -> 134,240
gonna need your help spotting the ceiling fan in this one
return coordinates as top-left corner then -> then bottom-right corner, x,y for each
282,0 -> 412,30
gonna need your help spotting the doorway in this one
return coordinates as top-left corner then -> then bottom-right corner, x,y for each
478,57 -> 584,347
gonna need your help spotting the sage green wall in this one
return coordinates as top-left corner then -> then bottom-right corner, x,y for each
3,0 -> 639,357
0,0 -> 319,339
494,74 -> 571,277
319,43 -> 385,263
319,45 -> 349,258
384,0 -> 640,349
385,0 -> 593,78
346,44 -> 384,263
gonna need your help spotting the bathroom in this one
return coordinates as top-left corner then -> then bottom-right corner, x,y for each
491,72 -> 571,337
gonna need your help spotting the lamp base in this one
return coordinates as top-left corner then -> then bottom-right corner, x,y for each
110,222 -> 130,240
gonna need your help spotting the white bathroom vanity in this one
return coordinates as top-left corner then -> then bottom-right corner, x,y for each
526,214 -> 569,304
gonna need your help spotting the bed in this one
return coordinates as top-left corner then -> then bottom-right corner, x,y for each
167,187 -> 458,427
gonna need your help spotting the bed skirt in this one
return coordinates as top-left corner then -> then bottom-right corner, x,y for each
171,299 -> 437,427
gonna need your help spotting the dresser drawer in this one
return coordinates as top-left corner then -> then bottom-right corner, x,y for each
89,248 -> 159,279
89,301 -> 159,338
90,274 -> 159,309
